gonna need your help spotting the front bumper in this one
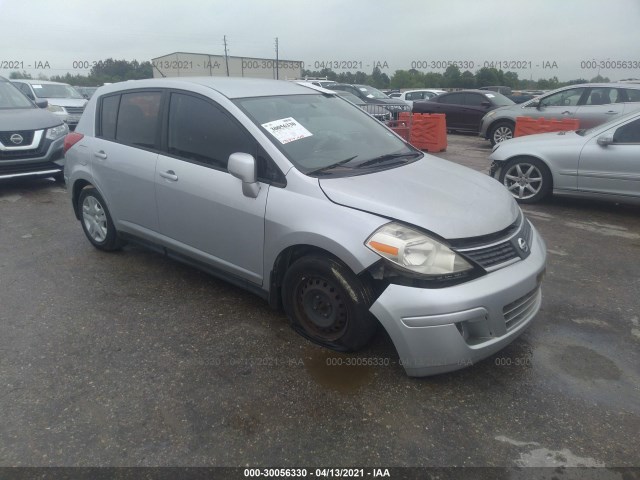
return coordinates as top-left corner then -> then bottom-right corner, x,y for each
370,224 -> 546,377
0,135 -> 65,180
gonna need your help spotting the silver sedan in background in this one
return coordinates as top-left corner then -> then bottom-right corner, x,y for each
489,110 -> 640,204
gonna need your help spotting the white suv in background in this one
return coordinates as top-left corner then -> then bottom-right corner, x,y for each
11,80 -> 87,130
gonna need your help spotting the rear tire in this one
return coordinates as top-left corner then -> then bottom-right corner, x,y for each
78,187 -> 125,251
282,254 -> 377,351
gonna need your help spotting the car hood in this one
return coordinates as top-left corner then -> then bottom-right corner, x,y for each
493,130 -> 583,150
0,108 -> 63,131
318,156 -> 519,240
42,98 -> 87,107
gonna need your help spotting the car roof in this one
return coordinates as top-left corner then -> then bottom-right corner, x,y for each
11,79 -> 70,85
95,76 -> 319,99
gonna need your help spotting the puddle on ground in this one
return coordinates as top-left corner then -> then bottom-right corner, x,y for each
554,345 -> 621,381
303,346 -> 376,393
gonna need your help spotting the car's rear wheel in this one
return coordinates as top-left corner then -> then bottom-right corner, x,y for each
490,121 -> 514,146
78,187 -> 124,251
499,157 -> 552,204
282,254 -> 377,351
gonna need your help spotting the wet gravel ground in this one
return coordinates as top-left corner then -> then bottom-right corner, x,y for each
0,133 -> 638,471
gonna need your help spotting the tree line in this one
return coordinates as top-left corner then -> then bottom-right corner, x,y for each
9,58 -> 154,86
8,58 -> 611,90
302,65 -> 611,91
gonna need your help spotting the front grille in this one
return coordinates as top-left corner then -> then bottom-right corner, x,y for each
504,286 -> 541,330
463,241 -> 519,269
453,216 -> 533,271
65,106 -> 84,115
0,139 -> 47,161
0,130 -> 35,146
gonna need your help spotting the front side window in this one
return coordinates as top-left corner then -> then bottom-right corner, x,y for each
115,91 -> 162,148
464,93 -> 485,106
540,88 -> 584,107
613,118 -> 640,143
167,93 -> 254,170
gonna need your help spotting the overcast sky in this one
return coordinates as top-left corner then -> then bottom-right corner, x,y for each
1,0 -> 639,81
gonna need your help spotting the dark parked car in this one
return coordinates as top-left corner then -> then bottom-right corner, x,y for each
333,90 -> 391,122
0,76 -> 68,181
328,83 -> 411,117
413,90 -> 514,133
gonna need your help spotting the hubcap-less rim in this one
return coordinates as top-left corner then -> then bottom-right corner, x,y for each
82,196 -> 108,242
504,163 -> 543,200
494,126 -> 513,143
296,276 -> 348,341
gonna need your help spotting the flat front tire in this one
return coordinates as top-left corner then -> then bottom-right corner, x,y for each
282,254 -> 377,352
78,187 -> 124,251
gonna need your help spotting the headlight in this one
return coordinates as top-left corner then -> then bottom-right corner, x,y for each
484,111 -> 496,119
366,223 -> 473,277
47,105 -> 65,113
45,123 -> 69,140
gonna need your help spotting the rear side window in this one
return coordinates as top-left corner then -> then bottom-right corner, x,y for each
438,93 -> 464,104
624,88 -> 640,102
100,95 -> 120,140
115,92 -> 162,148
167,92 -> 254,170
464,93 -> 485,106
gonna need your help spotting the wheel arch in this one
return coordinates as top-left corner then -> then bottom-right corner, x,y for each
71,179 -> 94,220
267,243 -> 377,310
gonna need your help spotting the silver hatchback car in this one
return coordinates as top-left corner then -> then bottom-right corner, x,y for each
479,83 -> 640,146
64,78 -> 546,377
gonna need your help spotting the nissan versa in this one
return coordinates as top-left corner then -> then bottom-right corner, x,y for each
64,78 -> 547,376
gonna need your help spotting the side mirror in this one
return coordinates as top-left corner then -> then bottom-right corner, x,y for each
228,152 -> 260,198
480,101 -> 491,107
597,135 -> 613,147
35,99 -> 48,108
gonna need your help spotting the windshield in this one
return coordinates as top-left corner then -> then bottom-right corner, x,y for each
234,94 -> 419,176
334,91 -> 364,104
483,92 -> 515,106
31,83 -> 84,99
355,85 -> 389,99
0,81 -> 35,109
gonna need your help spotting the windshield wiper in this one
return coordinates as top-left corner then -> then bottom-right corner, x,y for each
307,155 -> 359,175
355,152 -> 422,168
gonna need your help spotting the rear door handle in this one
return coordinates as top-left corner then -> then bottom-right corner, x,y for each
159,170 -> 178,181
94,151 -> 107,159
561,111 -> 571,115
605,111 -> 619,115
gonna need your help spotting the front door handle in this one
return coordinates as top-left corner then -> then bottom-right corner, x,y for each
94,151 -> 107,160
561,111 -> 571,115
159,170 -> 178,181
605,111 -> 618,115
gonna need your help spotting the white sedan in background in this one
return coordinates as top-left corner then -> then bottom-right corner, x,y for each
489,110 -> 640,204
397,89 -> 447,107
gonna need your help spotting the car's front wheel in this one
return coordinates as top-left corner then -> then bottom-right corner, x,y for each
499,157 -> 552,204
489,121 -> 514,146
282,254 -> 378,351
78,187 -> 124,251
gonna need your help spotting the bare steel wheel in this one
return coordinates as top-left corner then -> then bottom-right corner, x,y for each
78,187 -> 124,251
282,254 -> 377,351
499,157 -> 551,204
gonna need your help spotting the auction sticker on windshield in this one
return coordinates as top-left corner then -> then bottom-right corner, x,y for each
261,117 -> 313,144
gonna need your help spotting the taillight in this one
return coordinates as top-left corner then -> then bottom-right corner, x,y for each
63,132 -> 84,154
